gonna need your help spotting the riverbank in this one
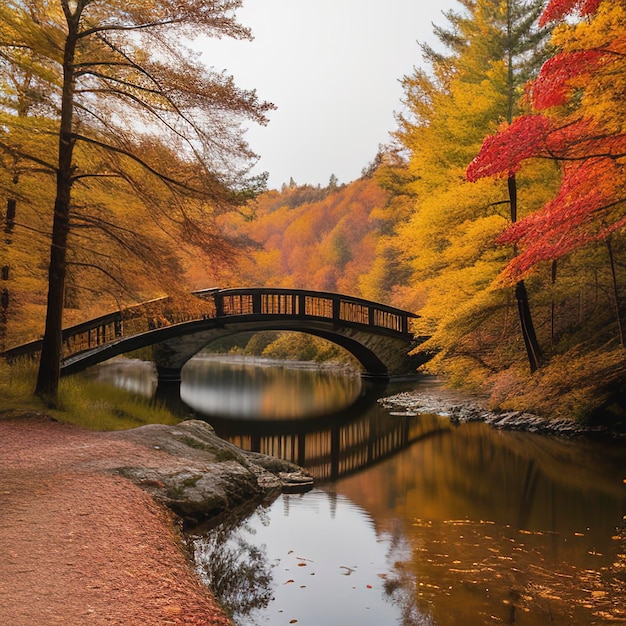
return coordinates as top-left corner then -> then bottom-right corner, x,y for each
0,411 -> 311,625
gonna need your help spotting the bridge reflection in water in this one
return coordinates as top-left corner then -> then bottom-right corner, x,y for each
213,409 -> 451,482
179,360 -> 451,481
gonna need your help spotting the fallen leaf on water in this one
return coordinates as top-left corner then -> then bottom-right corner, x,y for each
289,620 -> 298,624
284,579 -> 294,585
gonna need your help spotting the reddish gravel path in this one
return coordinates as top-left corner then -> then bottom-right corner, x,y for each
0,412 -> 232,626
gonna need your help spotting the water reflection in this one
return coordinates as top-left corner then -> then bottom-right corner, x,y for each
181,355 -> 362,420
333,422 -> 626,625
87,358 -> 157,397
180,356 -> 444,481
194,510 -> 274,619
210,404 -> 450,481
191,490 -> 423,626
196,423 -> 626,626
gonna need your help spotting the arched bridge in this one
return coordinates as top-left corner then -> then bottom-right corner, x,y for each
2,288 -> 423,380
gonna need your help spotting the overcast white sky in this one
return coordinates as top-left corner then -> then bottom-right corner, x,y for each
193,0 -> 457,190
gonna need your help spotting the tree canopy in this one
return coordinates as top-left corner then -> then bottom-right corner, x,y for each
2,0 -> 625,420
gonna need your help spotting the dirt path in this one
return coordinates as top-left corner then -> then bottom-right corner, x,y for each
0,412 -> 232,626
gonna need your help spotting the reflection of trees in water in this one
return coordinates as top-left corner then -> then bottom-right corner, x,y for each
192,516 -> 274,622
383,572 -> 433,626
379,522 -> 435,626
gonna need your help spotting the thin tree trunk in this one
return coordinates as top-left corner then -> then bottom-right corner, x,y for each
502,5 -> 542,372
550,260 -> 557,346
508,174 -> 543,372
35,10 -> 79,403
515,280 -> 542,372
606,237 -> 624,348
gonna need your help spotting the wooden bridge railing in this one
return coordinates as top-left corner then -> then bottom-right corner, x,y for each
215,288 -> 413,334
1,287 -> 416,363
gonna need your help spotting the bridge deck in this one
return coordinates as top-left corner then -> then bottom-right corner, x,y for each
2,288 -> 417,364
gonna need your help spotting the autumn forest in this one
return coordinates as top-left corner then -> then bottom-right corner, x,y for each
1,0 -> 625,424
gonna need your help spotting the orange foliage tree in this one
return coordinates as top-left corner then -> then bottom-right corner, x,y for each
0,0 -> 272,402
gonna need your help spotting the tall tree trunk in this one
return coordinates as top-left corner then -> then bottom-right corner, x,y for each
508,174 -> 543,373
515,280 -> 543,372
35,10 -> 79,404
503,7 -> 543,373
1,198 -> 16,350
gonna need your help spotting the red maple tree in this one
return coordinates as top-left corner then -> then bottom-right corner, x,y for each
467,0 -> 626,282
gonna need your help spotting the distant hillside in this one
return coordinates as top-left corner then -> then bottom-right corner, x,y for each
212,176 -> 414,310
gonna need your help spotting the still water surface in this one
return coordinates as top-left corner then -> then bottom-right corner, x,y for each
181,355 -> 363,420
92,356 -> 626,625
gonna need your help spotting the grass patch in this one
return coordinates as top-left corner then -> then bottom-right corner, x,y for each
0,359 -> 180,431
0,359 -> 44,411
55,377 -> 180,431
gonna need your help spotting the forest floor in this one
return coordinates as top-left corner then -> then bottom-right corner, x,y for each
0,411 -> 233,626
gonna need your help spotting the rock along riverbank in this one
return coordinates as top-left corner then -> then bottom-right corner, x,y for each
110,418 -> 313,526
379,388 -> 624,438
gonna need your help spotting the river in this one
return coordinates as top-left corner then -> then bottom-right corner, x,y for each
91,355 -> 626,625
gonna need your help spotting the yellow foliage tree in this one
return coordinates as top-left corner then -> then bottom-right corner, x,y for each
389,0 -> 556,381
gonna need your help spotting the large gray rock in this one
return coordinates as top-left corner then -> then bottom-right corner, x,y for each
112,420 -> 313,525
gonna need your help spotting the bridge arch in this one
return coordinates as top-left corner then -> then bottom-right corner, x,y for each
2,288 -> 423,380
